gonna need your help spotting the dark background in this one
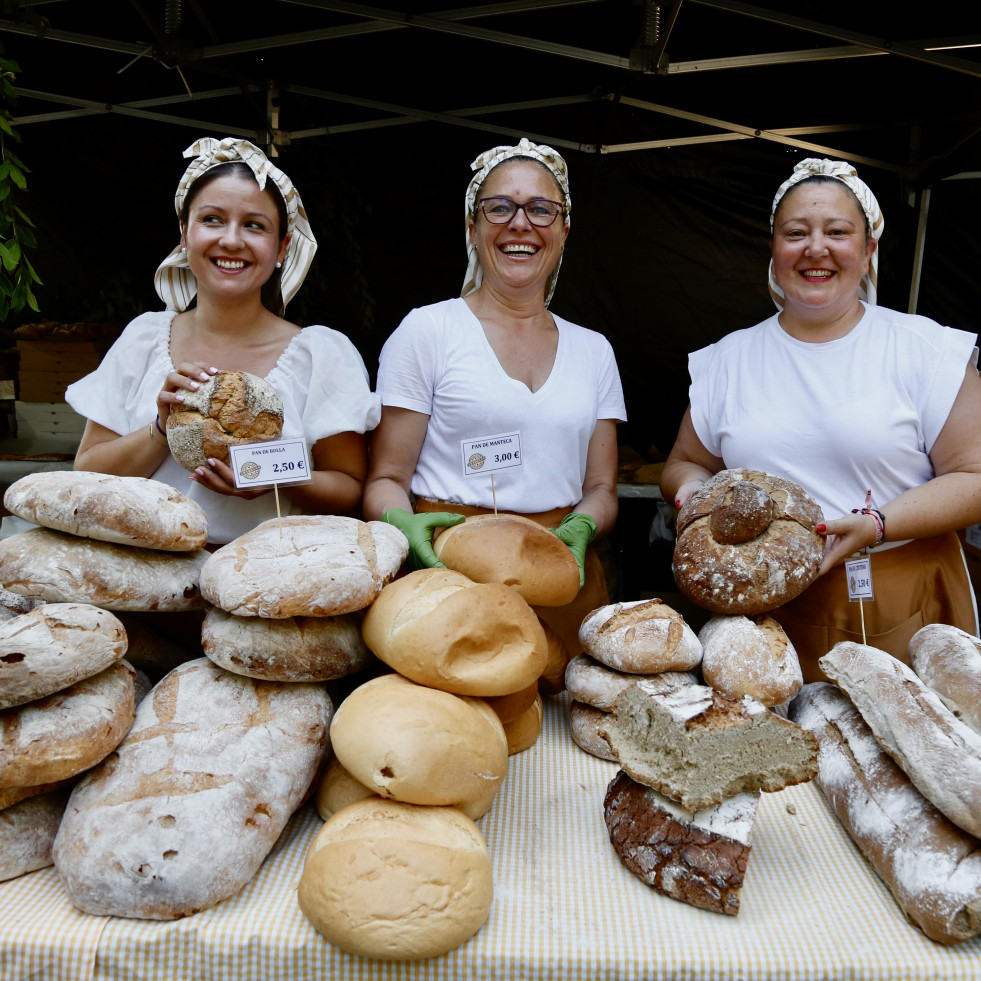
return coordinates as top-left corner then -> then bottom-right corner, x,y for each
3,0 -> 981,458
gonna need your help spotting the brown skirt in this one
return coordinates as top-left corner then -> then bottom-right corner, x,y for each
768,531 -> 978,683
413,498 -> 609,687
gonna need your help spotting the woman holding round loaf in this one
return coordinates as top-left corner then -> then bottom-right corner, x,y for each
660,157 -> 981,681
363,138 -> 626,660
66,138 -> 378,545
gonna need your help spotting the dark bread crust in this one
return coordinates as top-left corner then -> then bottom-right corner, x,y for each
604,769 -> 757,916
673,468 -> 824,616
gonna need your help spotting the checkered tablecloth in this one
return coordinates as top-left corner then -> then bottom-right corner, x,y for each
2,693 -> 979,980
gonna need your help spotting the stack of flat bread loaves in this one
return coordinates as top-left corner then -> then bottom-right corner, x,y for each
789,636 -> 981,944
0,471 -> 211,612
0,600 -> 135,882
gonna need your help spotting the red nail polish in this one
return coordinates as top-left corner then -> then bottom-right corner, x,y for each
816,523 -> 827,534
675,499 -> 681,509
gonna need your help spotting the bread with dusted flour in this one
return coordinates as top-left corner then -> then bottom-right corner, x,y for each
0,789 -> 71,882
908,623 -> 981,734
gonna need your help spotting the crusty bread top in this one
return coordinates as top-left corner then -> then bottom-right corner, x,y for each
432,513 -> 580,606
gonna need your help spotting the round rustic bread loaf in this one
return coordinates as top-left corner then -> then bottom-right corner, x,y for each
0,603 -> 128,710
330,673 -> 508,809
298,797 -> 494,960
699,614 -> 803,707
673,468 -> 824,616
201,607 -> 374,681
568,700 -> 617,761
52,658 -> 333,919
565,653 -> 698,711
0,660 -> 136,788
503,693 -> 543,755
3,471 -> 208,551
199,514 -> 408,617
432,513 -> 580,606
579,598 -> 702,674
0,788 -> 71,882
909,623 -> 981,734
0,528 -> 209,612
361,568 -> 548,696
166,369 -> 284,471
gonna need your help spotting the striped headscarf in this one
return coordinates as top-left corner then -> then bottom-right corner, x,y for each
768,157 -> 883,309
462,137 -> 572,308
154,137 -> 317,315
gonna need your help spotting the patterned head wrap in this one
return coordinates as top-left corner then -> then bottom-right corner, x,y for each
462,137 -> 572,308
768,157 -> 883,309
154,137 -> 317,315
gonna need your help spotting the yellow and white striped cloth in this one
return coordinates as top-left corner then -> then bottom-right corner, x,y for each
2,694 -> 979,980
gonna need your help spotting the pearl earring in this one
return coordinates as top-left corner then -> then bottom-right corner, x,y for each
275,261 -> 282,269
180,246 -> 186,253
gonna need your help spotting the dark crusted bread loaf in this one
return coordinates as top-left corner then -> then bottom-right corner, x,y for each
673,469 -> 824,616
166,369 -> 283,471
604,769 -> 759,916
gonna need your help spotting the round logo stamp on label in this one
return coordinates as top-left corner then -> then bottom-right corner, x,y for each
239,460 -> 262,481
467,452 -> 486,471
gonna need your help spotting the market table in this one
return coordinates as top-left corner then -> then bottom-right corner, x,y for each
2,692 -> 979,981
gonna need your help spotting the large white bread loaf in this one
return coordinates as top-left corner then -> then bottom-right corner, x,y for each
432,513 -> 580,606
790,681 -> 981,944
565,653 -> 697,711
820,641 -> 981,838
199,514 -> 407,617
3,471 -> 208,551
166,369 -> 283,471
604,769 -> 759,916
0,661 -> 136,788
0,603 -> 127,709
0,789 -> 71,882
361,568 -> 548,696
601,681 -> 818,810
0,528 -> 209,612
579,599 -> 702,674
330,673 -> 507,811
298,797 -> 493,960
673,468 -> 824,616
908,623 -> 981,734
201,607 -> 374,682
698,614 -> 803,707
52,658 -> 332,919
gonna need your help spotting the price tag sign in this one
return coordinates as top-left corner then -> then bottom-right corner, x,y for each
228,437 -> 312,489
845,555 -> 874,602
460,431 -> 523,478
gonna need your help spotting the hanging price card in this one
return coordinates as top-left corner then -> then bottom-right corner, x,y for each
228,437 -> 312,489
845,555 -> 874,602
460,431 -> 523,478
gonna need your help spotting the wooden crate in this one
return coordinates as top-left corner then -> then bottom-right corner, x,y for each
15,338 -> 107,403
14,400 -> 87,439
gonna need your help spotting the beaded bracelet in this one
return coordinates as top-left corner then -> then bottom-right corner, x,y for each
851,506 -> 886,545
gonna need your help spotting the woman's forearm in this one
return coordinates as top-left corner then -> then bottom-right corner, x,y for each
74,421 -> 170,478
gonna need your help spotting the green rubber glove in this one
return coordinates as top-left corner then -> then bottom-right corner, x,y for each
381,508 -> 466,571
550,512 -> 597,588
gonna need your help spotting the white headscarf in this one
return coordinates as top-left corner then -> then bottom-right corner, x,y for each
768,157 -> 883,309
154,137 -> 317,315
462,137 -> 572,308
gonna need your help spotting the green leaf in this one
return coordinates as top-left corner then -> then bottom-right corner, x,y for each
18,225 -> 36,248
8,166 -> 26,189
26,285 -> 39,313
13,206 -> 35,226
0,115 -> 14,137
24,257 -> 42,284
3,238 -> 20,268
0,182 -> 10,201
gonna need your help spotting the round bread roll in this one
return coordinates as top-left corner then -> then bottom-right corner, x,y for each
3,471 -> 208,551
565,653 -> 698,712
432,513 -> 580,606
568,700 -> 617,761
503,694 -> 543,755
0,603 -> 128,710
361,568 -> 548,696
298,797 -> 493,960
0,528 -> 209,612
329,673 -> 508,809
0,661 -> 136,788
483,679 -> 540,725
699,614 -> 803,707
536,615 -> 573,697
909,623 -> 981,734
579,598 -> 702,674
200,514 -> 408,618
314,754 -> 494,822
166,369 -> 283,471
0,789 -> 71,882
201,607 -> 374,681
673,468 -> 824,616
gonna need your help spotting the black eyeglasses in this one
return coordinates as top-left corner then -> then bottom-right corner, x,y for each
477,196 -> 565,227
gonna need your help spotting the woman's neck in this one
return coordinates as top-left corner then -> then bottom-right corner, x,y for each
777,297 -> 866,343
464,285 -> 553,330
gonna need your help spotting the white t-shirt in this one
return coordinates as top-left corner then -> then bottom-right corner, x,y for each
377,298 -> 626,513
66,311 -> 381,544
689,303 -> 978,520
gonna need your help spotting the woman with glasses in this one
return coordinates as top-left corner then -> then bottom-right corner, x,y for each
67,138 -> 379,546
364,138 -> 626,672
